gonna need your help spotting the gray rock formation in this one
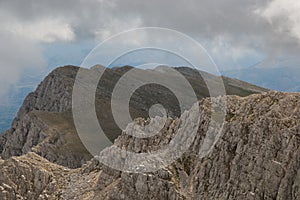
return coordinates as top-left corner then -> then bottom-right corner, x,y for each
0,66 -> 85,168
0,65 -> 267,169
0,91 -> 299,199
0,66 -> 77,152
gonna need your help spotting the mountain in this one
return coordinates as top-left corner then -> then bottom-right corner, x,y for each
0,89 -> 299,199
0,65 -> 267,169
222,66 -> 300,92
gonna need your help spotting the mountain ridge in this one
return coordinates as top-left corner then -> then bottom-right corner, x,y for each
2,65 -> 292,199
0,90 -> 299,199
0,65 -> 267,169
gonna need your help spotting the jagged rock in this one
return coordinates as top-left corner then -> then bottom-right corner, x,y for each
0,91 -> 299,199
12,66 -> 78,128
0,66 -> 267,169
0,110 -> 91,168
0,152 -> 67,200
0,66 -> 79,167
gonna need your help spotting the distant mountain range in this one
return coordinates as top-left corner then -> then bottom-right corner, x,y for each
222,66 -> 300,92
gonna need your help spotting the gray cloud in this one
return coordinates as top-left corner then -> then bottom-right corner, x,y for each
1,0 -> 299,52
1,0 -> 299,57
0,0 -> 300,97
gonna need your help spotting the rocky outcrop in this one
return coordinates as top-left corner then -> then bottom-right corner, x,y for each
0,91 -> 299,199
12,66 -> 78,129
1,111 -> 91,168
0,152 -> 68,200
91,91 -> 300,199
0,66 -> 267,169
0,66 -> 79,164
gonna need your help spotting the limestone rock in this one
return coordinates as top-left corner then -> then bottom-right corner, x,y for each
0,91 -> 299,199
0,66 -> 267,169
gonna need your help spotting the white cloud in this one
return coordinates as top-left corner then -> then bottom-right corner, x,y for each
0,6 -> 75,99
0,31 -> 46,99
256,0 -> 300,42
2,18 -> 75,43
0,13 -> 46,100
204,36 -> 262,70
94,17 -> 143,41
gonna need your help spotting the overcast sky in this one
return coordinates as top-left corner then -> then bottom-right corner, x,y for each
1,0 -> 300,97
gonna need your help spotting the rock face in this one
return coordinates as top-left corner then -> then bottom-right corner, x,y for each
0,90 -> 299,199
0,65 -> 267,169
0,66 -> 77,153
1,111 -> 92,168
0,152 -> 68,200
12,66 -> 77,128
0,66 -> 86,168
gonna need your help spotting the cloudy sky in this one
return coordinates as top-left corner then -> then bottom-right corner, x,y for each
1,0 -> 300,97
